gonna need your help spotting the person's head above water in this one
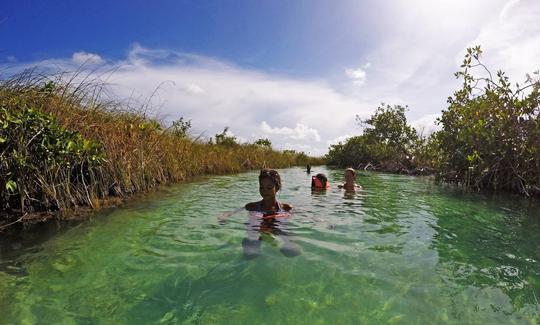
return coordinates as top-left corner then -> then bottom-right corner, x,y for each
345,168 -> 356,182
311,173 -> 330,190
244,168 -> 292,212
259,168 -> 281,198
240,169 -> 297,259
339,167 -> 361,191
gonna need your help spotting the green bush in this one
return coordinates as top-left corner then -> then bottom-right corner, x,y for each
327,47 -> 540,196
435,46 -> 540,195
327,104 -> 420,171
0,71 -> 326,219
0,99 -> 104,213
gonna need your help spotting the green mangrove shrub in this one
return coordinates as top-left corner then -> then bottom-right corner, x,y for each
254,138 -> 272,149
435,46 -> 540,195
214,127 -> 239,147
327,46 -> 540,197
0,71 -> 325,219
327,104 -> 420,171
0,99 -> 104,214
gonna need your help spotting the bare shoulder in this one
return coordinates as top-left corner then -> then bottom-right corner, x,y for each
245,202 -> 259,211
282,203 -> 293,211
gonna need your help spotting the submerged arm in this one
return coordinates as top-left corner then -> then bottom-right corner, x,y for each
218,206 -> 245,223
281,203 -> 293,211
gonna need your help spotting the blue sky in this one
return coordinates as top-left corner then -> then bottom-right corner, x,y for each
1,0 -> 379,76
1,0 -> 539,155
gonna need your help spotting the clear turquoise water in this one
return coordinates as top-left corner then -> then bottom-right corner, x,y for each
1,166 -> 540,324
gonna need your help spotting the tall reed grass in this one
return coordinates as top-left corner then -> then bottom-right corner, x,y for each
0,69 -> 324,224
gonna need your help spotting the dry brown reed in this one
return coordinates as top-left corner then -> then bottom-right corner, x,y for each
0,69 -> 324,221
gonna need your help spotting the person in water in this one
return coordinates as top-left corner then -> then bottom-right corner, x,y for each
338,168 -> 362,192
245,168 -> 292,213
223,169 -> 300,258
311,173 -> 330,190
306,164 -> 311,173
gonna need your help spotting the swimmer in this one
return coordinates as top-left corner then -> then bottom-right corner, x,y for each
311,173 -> 330,190
306,164 -> 311,173
245,168 -> 292,213
338,168 -> 362,192
219,169 -> 300,258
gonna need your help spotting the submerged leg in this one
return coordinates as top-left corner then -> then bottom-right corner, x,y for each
279,235 -> 301,257
243,215 -> 263,259
242,237 -> 261,259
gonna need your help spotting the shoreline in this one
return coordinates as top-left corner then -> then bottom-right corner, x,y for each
0,72 -> 325,232
0,165 -> 325,232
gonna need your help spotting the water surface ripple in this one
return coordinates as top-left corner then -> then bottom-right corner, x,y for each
1,167 -> 539,324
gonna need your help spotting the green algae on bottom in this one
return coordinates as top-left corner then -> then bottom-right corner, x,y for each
1,167 -> 539,324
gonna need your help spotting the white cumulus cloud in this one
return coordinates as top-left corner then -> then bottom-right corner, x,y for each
499,0 -> 521,19
180,83 -> 205,95
5,0 -> 540,157
0,44 -> 368,155
261,121 -> 321,142
465,0 -> 540,82
72,51 -> 104,65
345,63 -> 370,85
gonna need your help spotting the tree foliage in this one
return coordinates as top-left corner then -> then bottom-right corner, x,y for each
254,138 -> 272,149
214,127 -> 239,147
170,117 -> 191,138
359,104 -> 417,151
435,46 -> 540,195
328,46 -> 540,196
327,104 -> 419,171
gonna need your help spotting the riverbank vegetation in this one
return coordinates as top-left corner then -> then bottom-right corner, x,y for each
327,46 -> 540,196
0,71 -> 324,225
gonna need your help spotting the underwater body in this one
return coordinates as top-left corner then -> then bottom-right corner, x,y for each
1,166 -> 539,324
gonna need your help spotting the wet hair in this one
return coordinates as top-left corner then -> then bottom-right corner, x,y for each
345,168 -> 356,177
259,169 -> 281,191
312,173 -> 328,188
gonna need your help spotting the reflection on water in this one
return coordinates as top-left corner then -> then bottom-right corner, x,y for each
241,210 -> 301,259
0,167 -> 539,323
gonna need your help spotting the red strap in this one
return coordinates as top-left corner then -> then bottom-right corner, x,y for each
262,213 -> 290,220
